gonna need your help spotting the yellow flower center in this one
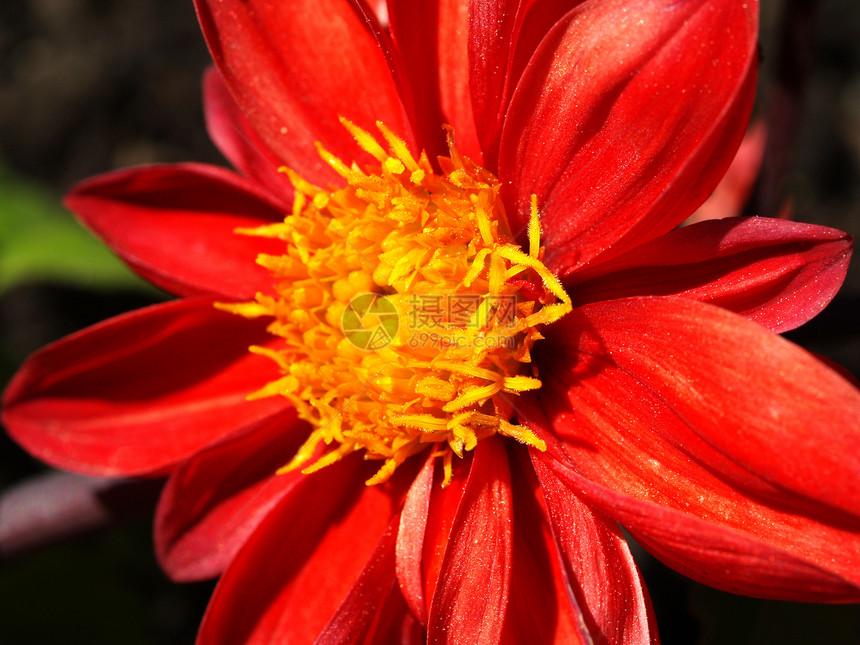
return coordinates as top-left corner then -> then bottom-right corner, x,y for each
219,119 -> 571,486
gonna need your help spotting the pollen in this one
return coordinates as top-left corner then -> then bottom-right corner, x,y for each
218,119 -> 571,486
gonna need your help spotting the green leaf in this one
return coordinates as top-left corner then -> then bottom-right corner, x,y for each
0,164 -> 152,293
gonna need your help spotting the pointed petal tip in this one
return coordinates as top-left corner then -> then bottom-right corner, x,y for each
3,298 -> 286,477
64,163 -> 287,300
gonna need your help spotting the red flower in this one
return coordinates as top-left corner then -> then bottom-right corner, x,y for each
684,121 -> 767,224
4,0 -> 860,643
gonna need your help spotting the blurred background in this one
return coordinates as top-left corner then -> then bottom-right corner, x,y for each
0,0 -> 858,643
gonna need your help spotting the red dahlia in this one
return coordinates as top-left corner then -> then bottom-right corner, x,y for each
4,1 -> 860,643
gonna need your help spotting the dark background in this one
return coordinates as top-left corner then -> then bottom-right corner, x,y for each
0,1 -> 859,643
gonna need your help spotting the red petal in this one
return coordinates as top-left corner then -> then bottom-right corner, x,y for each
499,0 -> 758,275
540,446 -> 860,603
361,596 -> 426,645
316,518 -> 400,644
500,450 -> 595,645
155,407 -> 309,581
685,121 -> 766,224
529,449 -> 657,644
197,456 -> 401,645
467,0 -> 582,165
395,454 -> 435,626
368,0 -> 387,23
427,437 -> 513,644
65,164 -> 286,300
570,217 -> 852,333
2,298 -> 286,476
532,297 -> 860,599
463,0 -> 520,164
421,456 -> 469,615
194,0 -> 413,184
387,0 -> 480,162
202,67 -> 295,205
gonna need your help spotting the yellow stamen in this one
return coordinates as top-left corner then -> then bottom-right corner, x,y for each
219,121 -> 571,485
528,195 -> 541,260
339,116 -> 388,161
